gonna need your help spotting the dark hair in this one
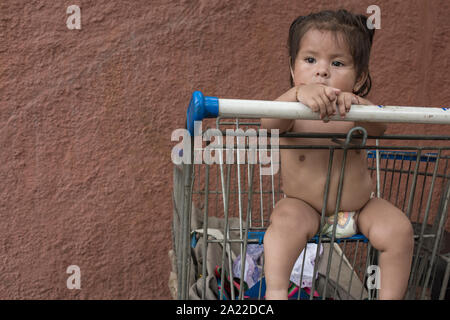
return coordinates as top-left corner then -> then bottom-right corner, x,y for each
288,9 -> 375,97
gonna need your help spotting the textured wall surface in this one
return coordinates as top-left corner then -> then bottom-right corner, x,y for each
0,0 -> 449,299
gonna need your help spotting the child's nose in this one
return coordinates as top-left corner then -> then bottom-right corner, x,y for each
316,68 -> 329,77
316,63 -> 330,78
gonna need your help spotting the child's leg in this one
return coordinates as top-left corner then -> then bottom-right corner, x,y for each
357,198 -> 414,300
263,197 -> 320,300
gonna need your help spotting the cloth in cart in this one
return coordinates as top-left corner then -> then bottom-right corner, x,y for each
232,243 -> 323,289
232,244 -> 264,289
290,243 -> 323,287
187,204 -> 244,299
184,204 -> 367,300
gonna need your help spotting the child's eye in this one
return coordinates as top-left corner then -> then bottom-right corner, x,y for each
332,61 -> 344,67
304,57 -> 316,64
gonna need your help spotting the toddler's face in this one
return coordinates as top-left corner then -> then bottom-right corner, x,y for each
292,29 -> 364,92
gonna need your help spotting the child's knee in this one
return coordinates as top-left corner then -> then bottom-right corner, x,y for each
269,205 -> 299,231
401,216 -> 413,234
380,214 -> 414,251
396,216 -> 414,246
269,200 -> 318,237
385,209 -> 414,239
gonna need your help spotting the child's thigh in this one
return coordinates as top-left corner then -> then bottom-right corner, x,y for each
269,197 -> 321,238
357,198 -> 413,247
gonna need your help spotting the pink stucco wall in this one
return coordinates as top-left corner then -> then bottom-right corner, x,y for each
1,0 -> 449,299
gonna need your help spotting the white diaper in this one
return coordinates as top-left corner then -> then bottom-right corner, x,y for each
320,210 -> 358,239
320,192 -> 375,238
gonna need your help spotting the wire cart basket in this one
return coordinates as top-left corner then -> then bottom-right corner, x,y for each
170,92 -> 450,300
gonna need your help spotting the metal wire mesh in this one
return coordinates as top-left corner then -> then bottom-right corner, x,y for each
172,118 -> 450,300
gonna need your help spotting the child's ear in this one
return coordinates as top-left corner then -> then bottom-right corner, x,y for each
353,71 -> 368,93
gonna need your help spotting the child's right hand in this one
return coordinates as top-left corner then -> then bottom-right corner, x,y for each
295,84 -> 341,121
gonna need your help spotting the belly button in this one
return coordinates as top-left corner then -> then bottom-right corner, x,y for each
299,155 -> 305,162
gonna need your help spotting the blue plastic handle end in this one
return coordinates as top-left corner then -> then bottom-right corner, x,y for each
186,91 -> 219,136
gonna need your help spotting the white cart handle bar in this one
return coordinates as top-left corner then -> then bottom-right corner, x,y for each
186,91 -> 450,136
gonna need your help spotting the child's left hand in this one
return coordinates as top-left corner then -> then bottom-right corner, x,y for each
336,92 -> 360,118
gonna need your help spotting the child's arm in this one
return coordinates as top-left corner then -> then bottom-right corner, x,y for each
260,87 -> 297,133
353,97 -> 387,136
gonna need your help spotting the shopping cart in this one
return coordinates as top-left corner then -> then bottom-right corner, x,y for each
170,91 -> 450,300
